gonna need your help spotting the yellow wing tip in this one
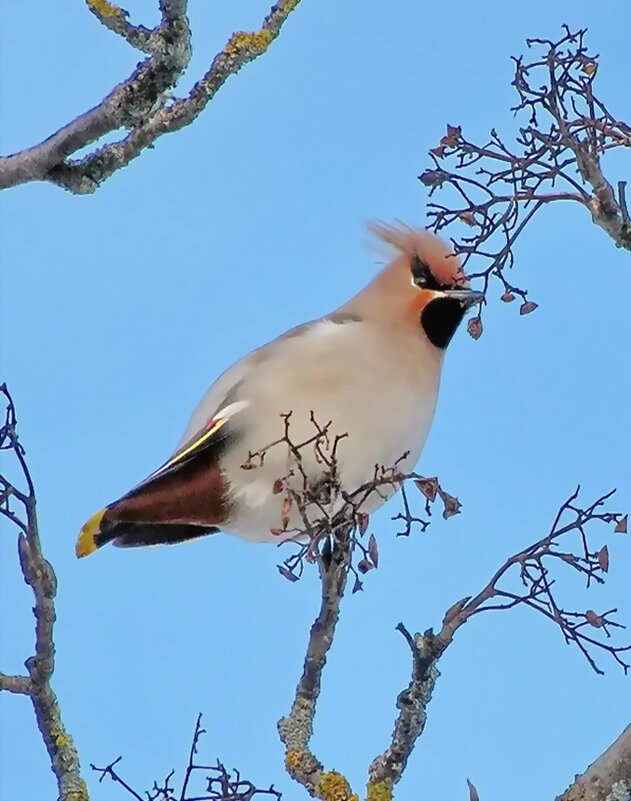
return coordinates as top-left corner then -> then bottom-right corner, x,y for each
76,508 -> 107,558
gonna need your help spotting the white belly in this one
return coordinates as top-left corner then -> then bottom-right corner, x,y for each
218,321 -> 442,541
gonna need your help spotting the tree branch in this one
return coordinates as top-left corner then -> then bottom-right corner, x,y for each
91,715 -> 282,800
366,623 -> 440,798
270,415 -> 627,799
0,0 -> 303,194
0,384 -> 89,801
556,723 -> 631,801
420,27 -> 630,338
277,527 -> 356,800
366,489 -> 627,798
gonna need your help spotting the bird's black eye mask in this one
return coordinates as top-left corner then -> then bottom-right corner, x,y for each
410,255 -> 444,291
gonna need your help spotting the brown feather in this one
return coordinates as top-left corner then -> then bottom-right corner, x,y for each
108,456 -> 229,527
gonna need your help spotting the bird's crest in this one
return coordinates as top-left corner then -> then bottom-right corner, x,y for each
369,222 -> 466,288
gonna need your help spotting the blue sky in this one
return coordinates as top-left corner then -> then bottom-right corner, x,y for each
1,2 -> 630,800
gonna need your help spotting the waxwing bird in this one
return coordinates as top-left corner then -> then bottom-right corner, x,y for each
76,224 -> 479,557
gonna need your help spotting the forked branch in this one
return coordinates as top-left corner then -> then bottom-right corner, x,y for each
0,0 -> 303,193
368,488 -> 627,796
275,468 -> 626,800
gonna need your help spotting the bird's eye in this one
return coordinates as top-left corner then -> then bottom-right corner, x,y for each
411,255 -> 441,291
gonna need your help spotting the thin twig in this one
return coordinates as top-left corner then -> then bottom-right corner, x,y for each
91,757 -> 144,801
92,716 -> 282,800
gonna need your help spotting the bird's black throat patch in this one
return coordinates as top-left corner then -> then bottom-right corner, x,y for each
420,297 -> 466,349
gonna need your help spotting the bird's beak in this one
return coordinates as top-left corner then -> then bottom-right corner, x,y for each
440,289 -> 483,310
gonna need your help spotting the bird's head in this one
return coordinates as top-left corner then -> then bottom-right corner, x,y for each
360,223 -> 481,349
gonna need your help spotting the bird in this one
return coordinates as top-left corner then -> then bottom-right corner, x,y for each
76,223 -> 479,558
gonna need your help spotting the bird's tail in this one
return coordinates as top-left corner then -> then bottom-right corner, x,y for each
76,507 -> 215,557
76,508 -> 110,557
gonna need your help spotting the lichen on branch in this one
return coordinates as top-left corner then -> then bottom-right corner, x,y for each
0,0 -> 304,193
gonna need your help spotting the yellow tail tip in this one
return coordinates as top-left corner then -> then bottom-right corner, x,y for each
76,508 -> 107,558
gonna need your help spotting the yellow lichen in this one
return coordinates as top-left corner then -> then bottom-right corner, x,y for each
285,749 -> 304,773
277,0 -> 301,11
316,771 -> 355,801
67,785 -> 90,801
86,0 -> 125,17
55,732 -> 70,748
224,29 -> 275,57
366,779 -> 394,801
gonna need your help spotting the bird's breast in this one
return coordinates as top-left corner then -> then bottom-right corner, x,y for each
218,320 -> 441,541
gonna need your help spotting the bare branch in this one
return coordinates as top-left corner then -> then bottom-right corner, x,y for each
0,384 -> 89,801
91,757 -> 145,801
264,414 -> 627,799
86,0 -> 162,53
556,723 -> 631,801
92,715 -> 282,800
368,489 -> 628,795
420,27 -> 630,332
0,0 -> 303,194
366,623 -> 440,797
277,526 -> 355,799
0,674 -> 32,694
269,417 -> 626,797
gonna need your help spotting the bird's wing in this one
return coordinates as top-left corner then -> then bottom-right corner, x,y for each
147,399 -> 249,483
175,319 -> 321,449
175,359 -> 249,450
